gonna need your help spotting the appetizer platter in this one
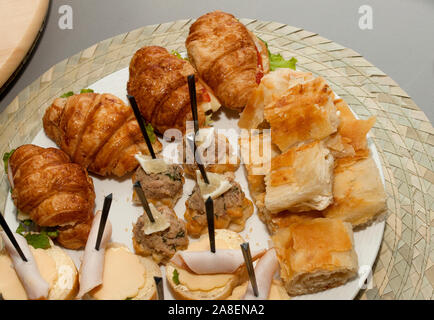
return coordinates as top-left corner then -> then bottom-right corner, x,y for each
0,11 -> 391,300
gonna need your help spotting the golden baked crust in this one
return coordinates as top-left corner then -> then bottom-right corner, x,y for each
9,145 -> 95,250
323,155 -> 386,228
239,130 -> 280,202
272,218 -> 358,295
265,140 -> 334,214
325,99 -> 376,159
43,92 -> 162,177
127,46 -> 212,134
239,68 -> 314,129
264,77 -> 339,152
186,11 -> 265,111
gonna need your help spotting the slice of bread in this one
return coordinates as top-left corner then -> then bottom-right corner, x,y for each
0,239 -> 78,300
166,229 -> 248,300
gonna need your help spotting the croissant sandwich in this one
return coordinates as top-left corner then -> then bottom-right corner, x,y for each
186,10 -> 270,111
7,144 -> 95,250
127,46 -> 221,134
43,92 -> 162,177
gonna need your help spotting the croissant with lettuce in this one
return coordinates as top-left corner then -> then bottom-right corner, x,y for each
7,144 -> 95,250
43,92 -> 162,177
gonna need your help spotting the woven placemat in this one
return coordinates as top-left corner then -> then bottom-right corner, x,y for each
0,19 -> 432,300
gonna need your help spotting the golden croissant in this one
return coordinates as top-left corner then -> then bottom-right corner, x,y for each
127,46 -> 221,134
8,144 -> 95,250
186,10 -> 269,111
43,92 -> 162,177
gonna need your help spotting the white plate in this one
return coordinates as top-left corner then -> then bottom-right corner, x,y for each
4,67 -> 385,300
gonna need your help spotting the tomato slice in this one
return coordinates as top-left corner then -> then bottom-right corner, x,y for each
255,46 -> 264,84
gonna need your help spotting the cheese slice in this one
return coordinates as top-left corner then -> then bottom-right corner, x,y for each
196,170 -> 232,200
17,210 -> 31,221
31,248 -> 57,289
135,153 -> 169,174
178,269 -> 233,291
141,203 -> 170,235
195,127 -> 215,150
91,246 -> 146,300
0,253 -> 28,300
0,247 -> 57,300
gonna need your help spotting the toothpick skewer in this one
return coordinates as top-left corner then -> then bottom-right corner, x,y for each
0,212 -> 27,262
127,94 -> 156,159
186,135 -> 209,184
95,193 -> 112,250
133,181 -> 155,223
154,276 -> 164,300
240,242 -> 259,297
187,74 -> 199,134
205,197 -> 216,253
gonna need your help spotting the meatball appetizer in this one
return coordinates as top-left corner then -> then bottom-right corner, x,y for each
133,204 -> 189,264
184,172 -> 253,237
132,154 -> 184,208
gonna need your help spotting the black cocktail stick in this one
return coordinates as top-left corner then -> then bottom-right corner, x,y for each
127,94 -> 156,159
240,242 -> 259,297
0,212 -> 27,262
95,193 -> 112,250
154,276 -> 164,300
187,74 -> 199,134
133,181 -> 155,223
205,197 -> 216,253
186,135 -> 209,184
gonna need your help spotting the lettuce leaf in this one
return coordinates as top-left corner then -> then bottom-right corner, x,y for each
3,149 -> 15,173
259,37 -> 297,71
171,50 -> 189,61
172,269 -> 180,285
269,54 -> 297,71
145,123 -> 157,144
24,234 -> 51,249
60,91 -> 74,98
80,88 -> 94,93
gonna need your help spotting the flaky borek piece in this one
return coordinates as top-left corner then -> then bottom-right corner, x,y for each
43,92 -> 162,177
264,77 -> 339,152
9,145 -> 96,250
127,46 -> 220,134
186,11 -> 266,111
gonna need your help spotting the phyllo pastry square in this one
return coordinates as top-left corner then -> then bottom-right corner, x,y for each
239,130 -> 280,201
264,77 -> 339,152
272,218 -> 358,296
264,140 -> 334,214
325,99 -> 376,159
323,155 -> 387,228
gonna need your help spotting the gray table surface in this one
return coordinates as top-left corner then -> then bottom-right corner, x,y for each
0,0 -> 433,122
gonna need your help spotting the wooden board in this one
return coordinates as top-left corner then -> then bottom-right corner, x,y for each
0,0 -> 49,88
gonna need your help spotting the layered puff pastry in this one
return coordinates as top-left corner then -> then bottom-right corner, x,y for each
264,77 -> 339,152
239,68 -> 314,129
323,154 -> 387,228
325,99 -> 376,158
265,140 -> 334,214
127,46 -> 220,134
8,145 -> 95,250
239,130 -> 280,202
186,11 -> 269,111
272,218 -> 358,296
43,92 -> 162,177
